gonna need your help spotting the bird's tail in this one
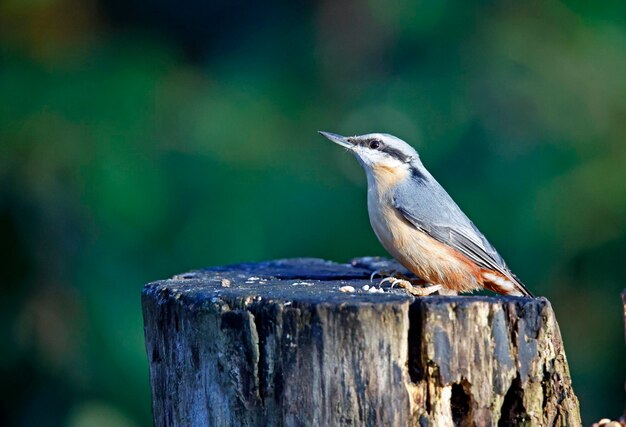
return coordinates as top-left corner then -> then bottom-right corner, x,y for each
482,270 -> 534,297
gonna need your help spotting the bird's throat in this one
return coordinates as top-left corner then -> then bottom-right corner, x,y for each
369,163 -> 410,194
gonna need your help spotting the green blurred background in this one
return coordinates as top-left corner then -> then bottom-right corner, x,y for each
1,0 -> 625,425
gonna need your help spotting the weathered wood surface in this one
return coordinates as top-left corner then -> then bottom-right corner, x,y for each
142,258 -> 581,427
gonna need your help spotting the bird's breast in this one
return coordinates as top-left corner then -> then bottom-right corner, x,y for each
367,187 -> 405,260
365,164 -> 410,254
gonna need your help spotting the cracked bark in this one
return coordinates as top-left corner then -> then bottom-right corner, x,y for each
142,258 -> 581,426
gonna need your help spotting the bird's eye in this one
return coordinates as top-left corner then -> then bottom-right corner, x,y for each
369,139 -> 381,150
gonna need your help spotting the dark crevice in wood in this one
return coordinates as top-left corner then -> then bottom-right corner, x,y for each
451,380 -> 472,426
190,344 -> 200,369
408,301 -> 425,383
151,345 -> 162,364
249,302 -> 284,412
499,376 -> 530,426
542,364 -> 551,412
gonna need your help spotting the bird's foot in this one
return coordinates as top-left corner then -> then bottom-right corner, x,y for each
370,269 -> 410,283
371,270 -> 412,292
379,277 -> 442,296
369,269 -> 387,282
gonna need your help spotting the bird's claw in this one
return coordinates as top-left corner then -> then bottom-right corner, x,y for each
379,277 -> 442,296
371,269 -> 410,283
370,270 -> 385,282
378,276 -> 396,286
370,269 -> 404,283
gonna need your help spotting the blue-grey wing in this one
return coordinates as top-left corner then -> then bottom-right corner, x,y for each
392,174 -> 532,296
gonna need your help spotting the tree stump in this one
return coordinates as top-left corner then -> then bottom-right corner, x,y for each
142,258 -> 581,427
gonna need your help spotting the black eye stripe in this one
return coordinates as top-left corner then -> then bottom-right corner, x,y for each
358,137 -> 413,163
381,146 -> 411,163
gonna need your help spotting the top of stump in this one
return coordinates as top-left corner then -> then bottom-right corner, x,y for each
142,257 -> 538,308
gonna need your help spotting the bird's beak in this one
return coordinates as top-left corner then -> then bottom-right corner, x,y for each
318,131 -> 353,149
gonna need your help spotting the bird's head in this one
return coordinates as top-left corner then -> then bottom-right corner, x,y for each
319,131 -> 421,181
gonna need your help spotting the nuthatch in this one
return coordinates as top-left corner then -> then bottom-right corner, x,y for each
319,131 -> 533,297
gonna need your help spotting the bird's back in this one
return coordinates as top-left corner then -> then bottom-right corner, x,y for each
389,165 -> 532,296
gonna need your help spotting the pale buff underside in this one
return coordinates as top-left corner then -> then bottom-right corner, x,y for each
367,164 -> 483,293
